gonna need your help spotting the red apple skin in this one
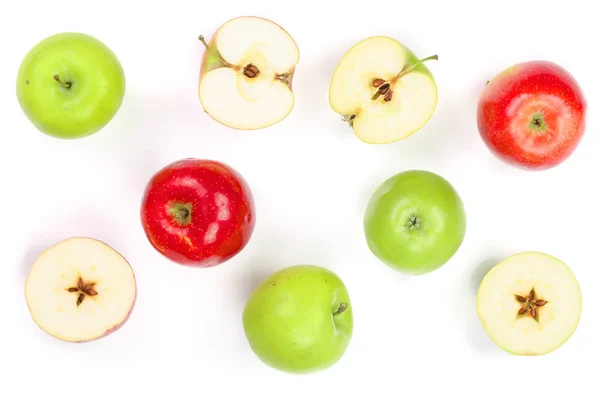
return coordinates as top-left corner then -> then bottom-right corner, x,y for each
477,61 -> 586,170
140,159 -> 255,268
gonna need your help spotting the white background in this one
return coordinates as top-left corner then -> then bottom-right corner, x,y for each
0,0 -> 597,399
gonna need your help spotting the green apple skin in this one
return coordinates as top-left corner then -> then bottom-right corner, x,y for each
364,170 -> 466,274
242,265 -> 353,374
16,32 -> 126,139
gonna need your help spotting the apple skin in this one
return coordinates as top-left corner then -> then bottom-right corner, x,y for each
477,61 -> 586,170
140,159 -> 255,268
16,32 -> 126,139
242,265 -> 353,374
364,170 -> 466,274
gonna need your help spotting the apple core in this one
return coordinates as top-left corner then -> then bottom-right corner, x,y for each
65,276 -> 100,307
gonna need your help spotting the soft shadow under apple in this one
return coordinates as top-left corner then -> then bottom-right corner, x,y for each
457,257 -> 506,354
20,246 -> 48,282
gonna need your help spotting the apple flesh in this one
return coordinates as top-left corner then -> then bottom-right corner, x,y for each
364,170 -> 466,274
329,36 -> 438,144
242,265 -> 353,373
140,158 -> 255,267
477,60 -> 586,170
24,237 -> 136,343
476,251 -> 582,356
198,16 -> 299,130
16,32 -> 126,139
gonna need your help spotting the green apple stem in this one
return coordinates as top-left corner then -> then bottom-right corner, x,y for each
332,302 -> 348,316
395,55 -> 439,80
198,35 -> 236,69
53,74 -> 71,89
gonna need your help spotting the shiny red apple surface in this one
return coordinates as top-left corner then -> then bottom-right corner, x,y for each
141,159 -> 255,267
477,61 -> 586,170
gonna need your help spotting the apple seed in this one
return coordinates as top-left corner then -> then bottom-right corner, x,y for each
76,293 -> 85,307
65,276 -> 98,307
243,64 -> 260,78
379,83 -> 391,95
514,287 -> 548,322
372,78 -> 385,87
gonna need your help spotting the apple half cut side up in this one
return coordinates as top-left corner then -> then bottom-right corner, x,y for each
476,251 -> 582,356
25,237 -> 137,343
329,36 -> 438,144
198,17 -> 300,130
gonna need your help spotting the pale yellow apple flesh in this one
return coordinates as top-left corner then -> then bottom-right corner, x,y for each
476,251 -> 582,356
198,17 -> 299,130
25,237 -> 137,343
329,36 -> 438,144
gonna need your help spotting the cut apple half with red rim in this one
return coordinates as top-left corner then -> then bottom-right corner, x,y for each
25,237 -> 137,343
198,16 -> 300,130
476,251 -> 582,356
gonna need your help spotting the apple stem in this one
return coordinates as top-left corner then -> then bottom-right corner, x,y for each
332,302 -> 348,316
53,74 -> 71,88
395,55 -> 439,80
198,35 -> 236,69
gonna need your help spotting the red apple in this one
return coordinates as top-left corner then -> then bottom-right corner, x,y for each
140,159 -> 255,267
477,61 -> 586,170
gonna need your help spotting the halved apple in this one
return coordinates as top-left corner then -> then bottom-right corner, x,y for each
25,237 -> 137,343
198,16 -> 300,130
329,36 -> 438,144
476,251 -> 582,356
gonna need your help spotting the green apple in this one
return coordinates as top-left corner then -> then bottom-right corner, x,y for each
476,251 -> 582,356
329,36 -> 438,144
364,170 -> 466,274
242,265 -> 353,374
16,32 -> 126,139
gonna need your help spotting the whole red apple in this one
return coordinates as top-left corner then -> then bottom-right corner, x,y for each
477,61 -> 586,170
140,159 -> 255,267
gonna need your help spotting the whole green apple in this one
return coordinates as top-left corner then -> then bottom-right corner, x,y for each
242,265 -> 353,374
16,32 -> 126,139
364,170 -> 466,274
